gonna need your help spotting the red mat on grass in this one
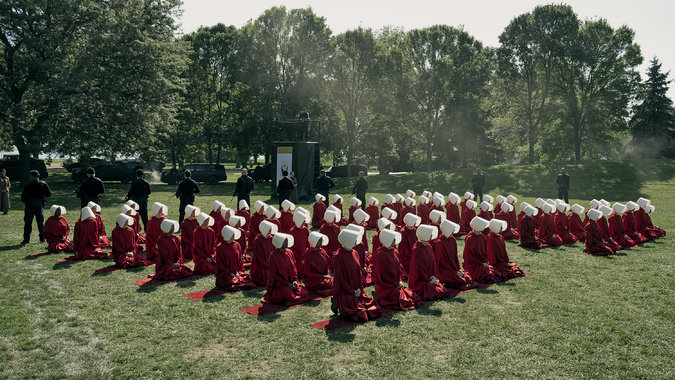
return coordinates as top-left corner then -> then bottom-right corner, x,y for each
310,274 -> 532,331
132,274 -> 207,287
240,292 -> 328,316
94,263 -> 154,273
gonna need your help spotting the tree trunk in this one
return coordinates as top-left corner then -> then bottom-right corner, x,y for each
574,123 -> 581,161
17,145 -> 31,185
528,121 -> 535,164
426,139 -> 433,172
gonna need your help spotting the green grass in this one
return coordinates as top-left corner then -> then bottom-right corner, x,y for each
0,160 -> 673,378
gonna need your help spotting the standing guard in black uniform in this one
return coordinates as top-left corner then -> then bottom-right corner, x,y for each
314,169 -> 335,207
175,170 -> 200,224
471,168 -> 485,204
126,169 -> 152,229
20,170 -> 52,244
76,167 -> 105,207
275,170 -> 295,209
233,168 -> 254,209
351,171 -> 368,210
556,168 -> 570,204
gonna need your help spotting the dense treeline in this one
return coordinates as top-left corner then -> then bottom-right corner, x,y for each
2,2 -> 674,183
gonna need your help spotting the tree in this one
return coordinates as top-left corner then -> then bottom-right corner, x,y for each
629,57 -> 675,157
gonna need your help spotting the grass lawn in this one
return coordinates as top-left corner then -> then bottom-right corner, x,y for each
0,160 -> 673,378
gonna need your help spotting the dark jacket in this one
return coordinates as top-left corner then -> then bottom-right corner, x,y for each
276,177 -> 295,200
556,174 -> 570,190
176,178 -> 200,198
234,175 -> 254,197
21,180 -> 52,202
352,177 -> 368,196
77,176 -> 105,198
471,174 -> 485,190
314,175 -> 335,194
127,178 -> 151,200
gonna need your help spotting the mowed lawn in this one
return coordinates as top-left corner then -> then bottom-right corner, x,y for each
0,160 -> 673,379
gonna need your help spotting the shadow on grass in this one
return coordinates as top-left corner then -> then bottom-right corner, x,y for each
1,244 -> 28,252
325,325 -> 356,342
257,313 -> 281,323
414,303 -> 442,317
475,287 -> 498,295
374,313 -> 401,327
52,260 -> 78,270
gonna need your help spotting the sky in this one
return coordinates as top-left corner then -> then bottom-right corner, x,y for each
179,0 -> 675,100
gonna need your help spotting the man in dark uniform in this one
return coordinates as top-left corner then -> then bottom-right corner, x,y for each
175,170 -> 200,224
351,171 -> 368,210
275,170 -> 295,208
314,169 -> 335,207
20,170 -> 52,244
233,168 -> 254,209
471,168 -> 485,204
76,167 -> 105,207
126,168 -> 152,230
299,110 -> 310,141
556,168 -> 570,204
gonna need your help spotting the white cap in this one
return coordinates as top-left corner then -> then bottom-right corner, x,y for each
259,220 -> 278,236
222,225 -> 241,241
315,193 -> 326,202
571,204 -> 585,215
524,205 -> 538,217
296,206 -> 310,215
599,199 -> 610,207
185,205 -> 200,219
308,231 -> 329,247
384,194 -> 395,203
466,200 -> 477,209
483,195 -> 494,203
238,199 -> 249,210
160,219 -> 179,234
542,203 -> 554,214
81,207 -> 95,220
440,220 -> 460,236
212,200 -> 224,212
406,189 -> 416,198
293,211 -> 310,228
254,200 -> 267,213
432,196 -> 443,207
87,201 -> 101,213
626,201 -> 639,211
334,194 -> 343,203
395,194 -> 404,202
464,192 -> 474,200
429,209 -> 446,224
50,205 -> 66,216
327,204 -> 341,214
500,203 -> 513,213
612,203 -> 626,214
433,192 -> 444,201
637,197 -> 650,207
520,202 -> 530,211
587,209 -> 603,221
368,197 -> 379,206
489,219 -> 507,234
645,204 -> 655,213
346,224 -> 365,241
228,215 -> 246,227
381,207 -> 397,221
265,206 -> 281,219
272,232 -> 294,249
404,197 -> 416,207
556,203 -> 570,213
535,198 -> 545,208
404,213 -> 422,227
448,193 -> 460,205
422,190 -> 432,198
379,229 -> 402,248
496,195 -> 506,204
220,206 -> 233,219
338,229 -> 360,250
416,224 -> 438,242
121,204 -> 137,216
506,195 -> 517,204
470,216 -> 490,232
480,201 -> 493,212
377,217 -> 394,231
353,208 -> 370,224
281,199 -> 296,212
116,213 -> 133,228
197,212 -> 214,227
599,205 -> 612,217
418,195 -> 429,205
152,202 -> 168,216
125,200 -> 140,210
324,210 -> 339,224
350,197 -> 362,207
589,199 -> 600,209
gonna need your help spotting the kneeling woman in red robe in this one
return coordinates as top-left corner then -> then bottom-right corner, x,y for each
289,211 -> 310,276
180,205 -> 201,262
399,213 -> 421,275
154,219 -> 193,280
250,201 -> 268,242
409,225 -> 451,301
192,212 -> 217,275
635,199 -> 666,239
112,214 -> 151,268
444,193 -> 462,233
623,201 -> 648,244
44,205 -> 74,252
519,205 -> 544,249
495,202 -> 519,240
311,194 -> 327,229
215,226 -> 256,290
346,223 -> 372,287
538,203 -> 563,247
332,230 -> 382,321
87,201 -> 111,249
319,210 -> 341,254
486,219 -> 525,281
235,200 -> 251,234
554,203 -> 578,244
463,217 -> 497,283
365,197 -> 380,229
302,232 -> 333,296
125,200 -> 145,244
73,207 -> 108,260
146,202 -> 168,262
228,215 -> 249,263
435,220 -> 474,289
568,204 -> 587,242
279,199 -> 296,233
373,229 -> 421,310
460,199 -> 478,236
262,233 -> 308,304
583,209 -> 615,256
251,220 -> 277,287
608,203 -> 637,250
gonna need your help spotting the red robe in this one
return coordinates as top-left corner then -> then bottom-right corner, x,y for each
598,217 -> 622,252
130,212 -> 146,244
434,235 -> 472,289
250,234 -> 273,287
44,216 -> 74,252
180,218 -> 199,262
94,213 -> 111,249
508,208 -> 518,230
554,213 -> 578,244
519,216 -> 543,249
371,231 -> 382,262
486,232 -> 524,281
635,209 -> 666,239
249,212 -> 267,242
353,243 -> 373,287
568,213 -> 586,242
235,209 -> 251,233
215,241 -> 255,290
373,246 -> 420,310
302,247 -> 333,296
444,203 -> 462,232
319,223 -> 340,254
460,208 -> 476,236
262,248 -> 308,304
192,227 -> 217,275
290,225 -> 310,277
73,219 -> 107,260
417,203 -> 430,224
462,232 -> 497,283
365,205 -> 379,229
111,225 -> 150,268
333,248 -> 382,322
537,214 -> 563,246
622,212 -> 648,244
235,227 -> 248,262
608,214 -> 637,249
391,202 -> 403,225
584,220 -> 615,256
311,202 -> 327,229
495,211 -> 519,240
145,215 -> 165,262
154,234 -> 193,280
409,242 -> 451,301
398,228 -> 417,276
279,210 -> 294,233
401,205 -> 416,224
